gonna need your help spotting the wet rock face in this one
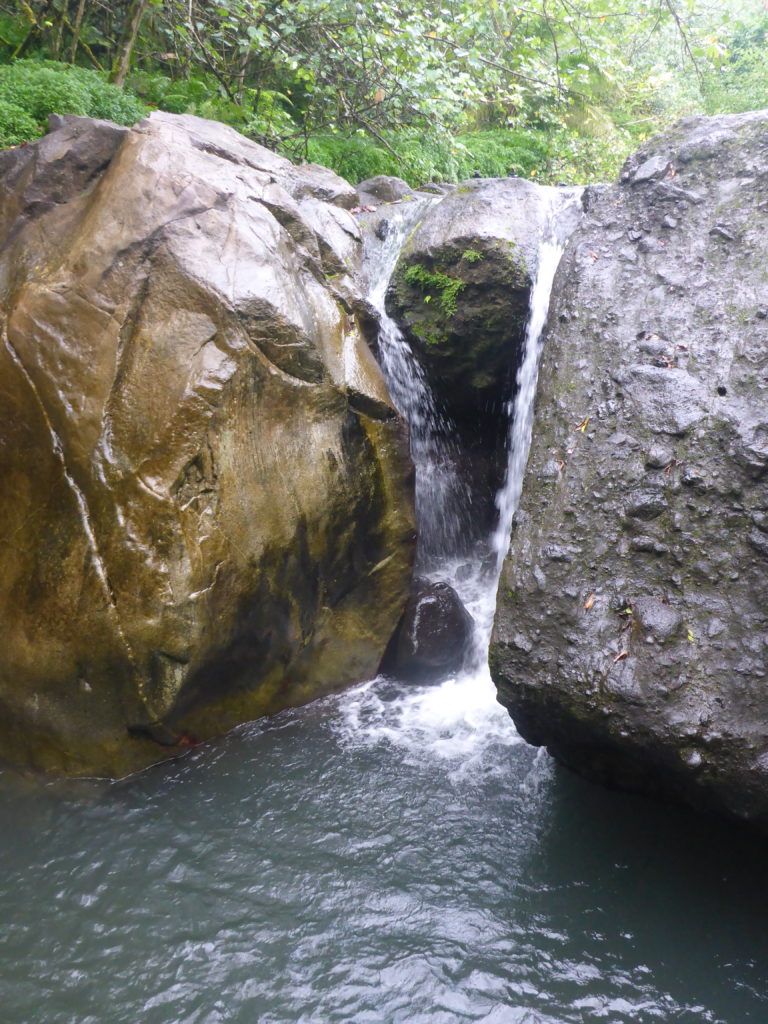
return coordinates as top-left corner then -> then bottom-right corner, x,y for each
385,178 -> 557,536
387,178 -> 553,425
386,578 -> 474,682
356,175 -> 413,205
0,111 -> 415,777
490,110 -> 768,827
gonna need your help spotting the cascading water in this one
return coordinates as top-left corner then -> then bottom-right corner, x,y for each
353,188 -> 584,750
363,200 -> 475,568
365,190 -> 584,656
492,191 -> 585,576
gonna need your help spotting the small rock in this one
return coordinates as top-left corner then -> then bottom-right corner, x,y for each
645,444 -> 674,469
356,175 -> 412,203
631,596 -> 682,641
709,223 -> 737,241
630,536 -> 669,554
625,489 -> 668,520
748,531 -> 768,558
631,154 -> 672,184
387,578 -> 474,682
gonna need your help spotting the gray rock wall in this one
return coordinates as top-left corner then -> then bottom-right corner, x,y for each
490,110 -> 768,826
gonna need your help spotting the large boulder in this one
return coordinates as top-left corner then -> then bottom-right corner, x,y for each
490,110 -> 768,826
386,178 -> 557,424
0,111 -> 415,777
384,178 -> 564,537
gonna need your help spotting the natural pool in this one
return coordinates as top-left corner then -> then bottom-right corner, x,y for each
2,670 -> 767,1024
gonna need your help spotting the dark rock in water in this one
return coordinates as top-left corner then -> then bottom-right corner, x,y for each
490,109 -> 768,829
0,112 -> 415,777
356,175 -> 413,204
386,578 -> 474,682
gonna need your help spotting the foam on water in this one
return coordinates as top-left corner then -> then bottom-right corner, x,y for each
335,668 -> 523,769
353,188 -> 585,767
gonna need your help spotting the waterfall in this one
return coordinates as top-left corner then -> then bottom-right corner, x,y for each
363,201 -> 474,570
494,239 -> 565,565
362,188 -> 583,675
342,187 -> 582,758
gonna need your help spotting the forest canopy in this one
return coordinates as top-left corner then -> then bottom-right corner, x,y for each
0,0 -> 766,183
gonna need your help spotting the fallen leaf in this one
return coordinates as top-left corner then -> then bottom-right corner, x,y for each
613,650 -> 628,663
584,593 -> 595,610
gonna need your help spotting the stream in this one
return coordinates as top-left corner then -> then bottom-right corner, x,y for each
1,193 -> 767,1024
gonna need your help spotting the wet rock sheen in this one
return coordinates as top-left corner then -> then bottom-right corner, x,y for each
385,577 -> 474,682
0,112 -> 415,777
490,110 -> 768,827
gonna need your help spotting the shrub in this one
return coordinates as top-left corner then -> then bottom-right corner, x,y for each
0,97 -> 41,147
0,60 -> 146,148
0,64 -> 91,121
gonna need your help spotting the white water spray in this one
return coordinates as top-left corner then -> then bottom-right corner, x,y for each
363,202 -> 474,566
345,189 -> 583,761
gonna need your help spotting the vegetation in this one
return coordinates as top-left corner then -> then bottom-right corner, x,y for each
0,58 -> 145,144
404,263 -> 466,318
0,1 -> 765,182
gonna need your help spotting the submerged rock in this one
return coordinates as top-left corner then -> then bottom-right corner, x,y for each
385,577 -> 474,682
490,110 -> 768,827
0,111 -> 415,777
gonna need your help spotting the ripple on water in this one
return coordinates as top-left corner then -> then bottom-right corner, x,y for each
1,673 -> 768,1023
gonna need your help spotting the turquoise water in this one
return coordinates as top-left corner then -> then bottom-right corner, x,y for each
1,672 -> 767,1024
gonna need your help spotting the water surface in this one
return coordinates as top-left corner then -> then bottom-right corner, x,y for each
1,674 -> 767,1024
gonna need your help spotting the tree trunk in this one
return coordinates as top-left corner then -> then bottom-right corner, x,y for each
111,0 -> 149,89
70,0 -> 88,63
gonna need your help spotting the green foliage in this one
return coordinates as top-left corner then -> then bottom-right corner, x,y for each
0,63 -> 90,120
457,130 -> 552,179
127,69 -> 212,114
307,134 -> 397,183
1,1 -> 766,182
0,61 -> 146,146
461,249 -> 483,263
0,96 -> 40,146
701,17 -> 768,115
403,263 -> 465,319
305,125 -> 467,185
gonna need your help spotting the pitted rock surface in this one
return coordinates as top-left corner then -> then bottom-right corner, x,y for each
490,110 -> 768,827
